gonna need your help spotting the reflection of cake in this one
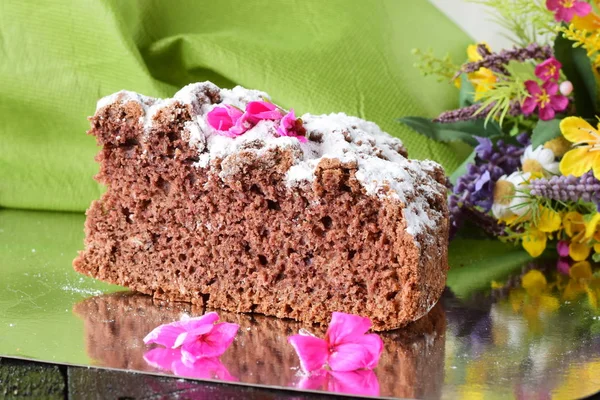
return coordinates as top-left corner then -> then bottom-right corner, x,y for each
73,81 -> 449,330
73,292 -> 446,398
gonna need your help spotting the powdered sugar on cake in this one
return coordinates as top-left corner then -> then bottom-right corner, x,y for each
96,82 -> 445,237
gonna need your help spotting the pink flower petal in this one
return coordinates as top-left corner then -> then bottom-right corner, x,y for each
538,106 -> 556,121
183,312 -> 220,330
521,97 -> 538,115
557,7 -> 575,22
328,341 -> 382,372
143,347 -> 182,371
328,370 -> 380,397
245,101 -> 283,123
172,357 -> 237,381
327,312 -> 372,345
180,322 -> 239,364
207,105 -> 243,132
350,333 -> 384,369
173,331 -> 189,349
543,81 -> 559,95
288,334 -> 329,372
296,370 -> 328,390
546,0 -> 560,11
524,80 -> 542,96
573,1 -> 592,17
143,321 -> 186,347
550,94 -> 569,111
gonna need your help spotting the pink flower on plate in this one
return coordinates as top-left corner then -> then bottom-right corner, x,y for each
206,105 -> 244,137
546,0 -> 592,22
287,312 -> 383,372
297,369 -> 380,397
143,312 -> 239,365
535,57 -> 562,82
144,347 -> 236,381
243,100 -> 283,124
276,109 -> 307,143
521,80 -> 569,121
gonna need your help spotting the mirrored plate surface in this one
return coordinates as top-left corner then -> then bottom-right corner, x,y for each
1,209 -> 600,399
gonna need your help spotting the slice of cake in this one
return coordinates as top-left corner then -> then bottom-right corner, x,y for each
73,81 -> 449,331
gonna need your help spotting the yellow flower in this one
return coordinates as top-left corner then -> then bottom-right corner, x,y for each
537,206 -> 562,233
563,261 -> 600,309
572,12 -> 600,31
543,136 -> 572,158
466,43 -> 497,100
563,211 -> 592,261
522,227 -> 547,257
510,270 -> 560,333
559,117 -> 600,180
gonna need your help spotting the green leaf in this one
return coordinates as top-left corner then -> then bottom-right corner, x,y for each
459,73 -> 475,107
554,33 -> 597,118
447,239 -> 532,298
449,150 -> 476,185
531,119 -> 562,148
398,117 -> 502,147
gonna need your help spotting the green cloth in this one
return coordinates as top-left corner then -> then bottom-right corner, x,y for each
0,0 -> 471,212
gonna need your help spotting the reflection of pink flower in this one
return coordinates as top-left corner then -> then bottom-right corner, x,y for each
277,109 -> 307,142
535,58 -> 562,82
243,101 -> 283,124
144,347 -> 236,381
143,312 -> 239,364
297,369 -> 380,396
288,312 -> 383,372
522,80 -> 569,121
546,0 -> 592,22
207,105 -> 244,137
557,258 -> 571,275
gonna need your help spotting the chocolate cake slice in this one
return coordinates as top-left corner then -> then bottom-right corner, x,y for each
73,82 -> 449,331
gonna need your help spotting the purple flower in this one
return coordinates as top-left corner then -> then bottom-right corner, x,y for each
475,137 -> 494,160
522,80 -> 569,121
449,135 -> 529,236
535,57 -> 562,82
529,171 -> 600,209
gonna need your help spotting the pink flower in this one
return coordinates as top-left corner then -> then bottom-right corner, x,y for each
297,369 -> 380,397
276,109 -> 307,142
143,312 -> 239,364
557,240 -> 570,257
144,347 -> 236,381
206,105 -> 244,137
535,58 -> 562,82
557,258 -> 572,275
243,101 -> 283,124
546,0 -> 592,22
521,80 -> 569,121
287,312 -> 383,372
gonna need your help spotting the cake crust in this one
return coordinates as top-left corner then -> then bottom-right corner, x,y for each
73,82 -> 449,331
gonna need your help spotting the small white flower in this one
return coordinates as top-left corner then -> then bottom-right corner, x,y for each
492,171 -> 531,219
520,145 -> 559,176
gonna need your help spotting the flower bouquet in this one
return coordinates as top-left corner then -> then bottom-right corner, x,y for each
402,0 -> 600,267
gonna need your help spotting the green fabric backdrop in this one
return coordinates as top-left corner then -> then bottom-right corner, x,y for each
0,0 -> 471,212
